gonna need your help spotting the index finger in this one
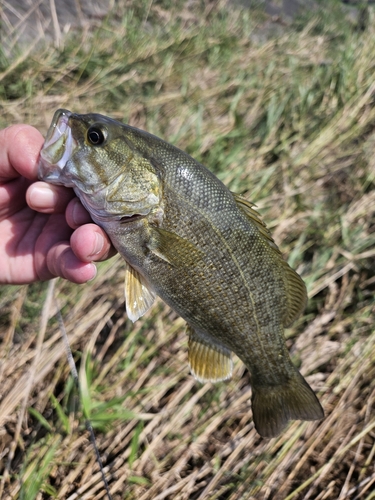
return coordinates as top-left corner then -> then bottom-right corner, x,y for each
0,125 -> 44,182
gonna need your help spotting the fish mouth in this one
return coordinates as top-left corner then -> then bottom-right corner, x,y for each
38,109 -> 77,185
119,214 -> 145,223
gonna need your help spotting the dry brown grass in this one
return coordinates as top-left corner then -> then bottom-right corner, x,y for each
1,1 -> 375,499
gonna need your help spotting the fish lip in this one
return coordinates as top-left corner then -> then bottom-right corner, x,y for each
45,109 -> 72,148
38,109 -> 77,185
119,214 -> 145,224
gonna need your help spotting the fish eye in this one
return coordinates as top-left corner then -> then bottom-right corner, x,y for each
87,125 -> 107,146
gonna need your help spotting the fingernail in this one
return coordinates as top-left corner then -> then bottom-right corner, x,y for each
87,264 -> 98,281
90,233 -> 104,257
71,199 -> 89,226
29,184 -> 56,210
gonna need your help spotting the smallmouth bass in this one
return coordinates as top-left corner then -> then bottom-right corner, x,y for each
38,109 -> 324,437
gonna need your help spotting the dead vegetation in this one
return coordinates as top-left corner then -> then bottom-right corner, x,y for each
1,1 -> 375,498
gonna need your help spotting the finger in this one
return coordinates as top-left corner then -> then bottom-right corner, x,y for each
33,214 -> 97,283
27,181 -> 75,214
0,177 -> 30,219
0,125 -> 44,181
66,197 -> 93,229
46,243 -> 97,283
70,224 -> 116,263
34,214 -> 73,280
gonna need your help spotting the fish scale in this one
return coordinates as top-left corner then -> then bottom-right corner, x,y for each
38,108 -> 324,438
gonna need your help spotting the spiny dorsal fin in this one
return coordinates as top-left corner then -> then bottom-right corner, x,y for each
124,261 -> 156,322
232,192 -> 281,253
187,324 -> 233,383
233,192 -> 307,326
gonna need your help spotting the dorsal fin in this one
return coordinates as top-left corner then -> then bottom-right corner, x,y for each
232,192 -> 281,253
233,192 -> 307,326
279,261 -> 307,327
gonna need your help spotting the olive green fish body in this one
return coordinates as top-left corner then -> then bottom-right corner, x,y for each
38,109 -> 324,437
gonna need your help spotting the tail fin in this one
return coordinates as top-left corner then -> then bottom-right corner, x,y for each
251,371 -> 324,438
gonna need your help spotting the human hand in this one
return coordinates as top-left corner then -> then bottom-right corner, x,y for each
0,124 -> 114,285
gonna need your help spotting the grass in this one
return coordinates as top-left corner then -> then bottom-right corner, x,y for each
1,0 -> 375,498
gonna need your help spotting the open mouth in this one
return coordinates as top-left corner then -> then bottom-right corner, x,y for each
119,214 -> 144,223
38,109 -> 77,184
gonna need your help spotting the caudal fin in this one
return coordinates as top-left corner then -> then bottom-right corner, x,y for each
251,372 -> 324,438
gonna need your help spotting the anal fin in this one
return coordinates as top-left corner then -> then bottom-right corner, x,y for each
187,325 -> 233,383
124,261 -> 156,322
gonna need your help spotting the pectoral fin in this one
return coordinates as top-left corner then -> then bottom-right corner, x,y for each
124,261 -> 156,322
187,325 -> 233,383
148,226 -> 204,266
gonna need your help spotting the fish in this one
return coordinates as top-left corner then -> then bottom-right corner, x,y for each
38,109 -> 324,438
